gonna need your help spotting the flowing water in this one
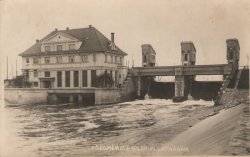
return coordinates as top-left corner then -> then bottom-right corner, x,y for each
1,99 -> 214,157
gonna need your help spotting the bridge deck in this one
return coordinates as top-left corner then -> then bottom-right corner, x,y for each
133,64 -> 232,76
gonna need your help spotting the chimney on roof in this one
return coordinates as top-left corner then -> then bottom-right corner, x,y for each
89,25 -> 92,28
36,39 -> 39,43
111,32 -> 115,43
55,28 -> 58,31
66,27 -> 69,30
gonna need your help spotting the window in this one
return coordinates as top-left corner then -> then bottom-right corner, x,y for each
34,70 -> 38,78
111,56 -> 113,63
45,57 -> 50,64
69,56 -> 74,63
34,82 -> 38,87
57,71 -> 62,87
69,44 -> 75,50
82,70 -> 87,87
115,56 -> 117,63
91,70 -> 97,87
45,46 -> 51,52
25,70 -> 29,78
57,45 -> 62,51
105,54 -> 107,62
26,58 -> 29,64
74,71 -> 79,87
120,57 -> 122,64
56,56 -> 62,63
82,55 -> 88,62
45,71 -> 50,77
184,54 -> 188,61
33,57 -> 39,64
65,71 -> 70,87
143,55 -> 146,62
93,54 -> 96,62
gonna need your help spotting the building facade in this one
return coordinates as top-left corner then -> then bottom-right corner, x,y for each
19,25 -> 128,89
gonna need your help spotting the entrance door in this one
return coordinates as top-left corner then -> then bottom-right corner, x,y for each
44,81 -> 51,88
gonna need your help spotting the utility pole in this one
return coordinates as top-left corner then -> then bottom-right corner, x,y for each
16,58 -> 17,77
7,56 -> 8,80
132,54 -> 134,68
247,54 -> 249,69
12,64 -> 13,79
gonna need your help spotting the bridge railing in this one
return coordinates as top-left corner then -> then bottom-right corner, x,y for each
132,64 -> 232,76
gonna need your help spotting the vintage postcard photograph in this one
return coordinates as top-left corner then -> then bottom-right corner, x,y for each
0,0 -> 249,156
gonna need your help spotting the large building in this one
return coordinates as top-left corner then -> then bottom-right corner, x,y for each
19,25 -> 128,89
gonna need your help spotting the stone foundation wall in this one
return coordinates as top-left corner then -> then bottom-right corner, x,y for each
119,75 -> 136,102
219,89 -> 249,106
95,88 -> 120,105
4,88 -> 48,104
4,87 -> 133,105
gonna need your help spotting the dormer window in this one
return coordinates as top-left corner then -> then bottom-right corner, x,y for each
82,55 -> 88,62
93,54 -> 96,62
45,57 -> 50,64
69,56 -> 75,63
120,57 -> 122,64
26,58 -> 29,64
33,57 -> 39,64
57,45 -> 62,51
45,46 -> 51,52
105,54 -> 107,62
56,56 -> 62,63
69,44 -> 75,50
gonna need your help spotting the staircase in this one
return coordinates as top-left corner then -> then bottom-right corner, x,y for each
120,70 -> 133,89
214,70 -> 236,105
215,68 -> 249,105
227,70 -> 238,88
118,69 -> 136,102
237,68 -> 249,89
234,69 -> 243,89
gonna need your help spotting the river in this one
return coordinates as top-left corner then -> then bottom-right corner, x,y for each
1,99 -> 214,157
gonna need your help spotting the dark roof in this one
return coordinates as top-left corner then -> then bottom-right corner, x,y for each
181,41 -> 196,52
19,26 -> 127,57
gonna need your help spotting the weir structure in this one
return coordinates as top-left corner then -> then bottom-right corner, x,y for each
133,39 -> 240,102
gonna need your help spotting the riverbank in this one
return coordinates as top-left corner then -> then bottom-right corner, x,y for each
1,97 -> 249,156
83,100 -> 225,156
158,102 -> 249,156
85,98 -> 249,156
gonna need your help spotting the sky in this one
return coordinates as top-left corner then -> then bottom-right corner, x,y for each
0,0 -> 250,80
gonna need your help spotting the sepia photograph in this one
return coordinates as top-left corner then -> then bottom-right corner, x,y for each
0,0 -> 249,156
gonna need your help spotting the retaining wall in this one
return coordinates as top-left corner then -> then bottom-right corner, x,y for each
5,88 -> 122,105
219,89 -> 249,106
95,88 -> 120,105
4,88 -> 48,104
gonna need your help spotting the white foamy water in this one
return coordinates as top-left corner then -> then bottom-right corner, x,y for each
1,99 -> 214,157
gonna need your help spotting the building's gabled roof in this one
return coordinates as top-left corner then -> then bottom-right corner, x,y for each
19,26 -> 127,57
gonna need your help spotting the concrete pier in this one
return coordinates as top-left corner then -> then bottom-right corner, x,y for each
133,39 -> 240,102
